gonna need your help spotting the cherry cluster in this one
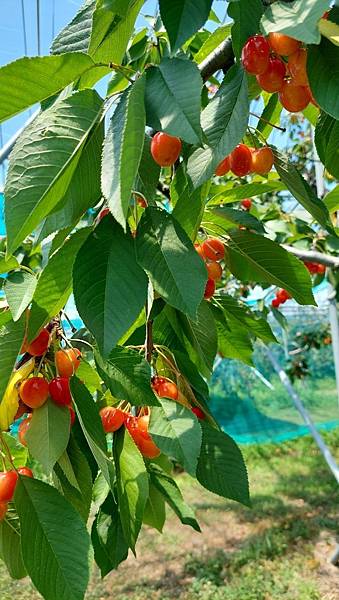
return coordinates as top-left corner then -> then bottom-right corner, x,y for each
194,237 -> 225,300
304,261 -> 326,275
16,329 -> 81,448
0,467 -> 34,521
215,144 -> 274,178
271,288 -> 291,308
242,33 -> 314,113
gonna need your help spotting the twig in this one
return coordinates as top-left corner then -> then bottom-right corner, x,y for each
199,37 -> 234,81
250,112 -> 286,132
282,245 -> 339,268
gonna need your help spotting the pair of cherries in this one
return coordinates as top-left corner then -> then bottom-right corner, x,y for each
215,145 -> 274,178
194,238 -> 225,300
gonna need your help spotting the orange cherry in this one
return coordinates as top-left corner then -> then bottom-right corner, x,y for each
19,377 -> 49,409
25,328 -> 50,356
150,132 -> 182,167
18,415 -> 32,447
194,243 -> 205,260
256,56 -> 286,93
0,502 -> 8,521
204,279 -> 216,300
215,156 -> 230,176
138,436 -> 161,459
55,348 -> 81,378
288,48 -> 308,86
251,146 -> 274,175
151,376 -> 179,400
206,261 -> 223,281
201,238 -> 224,261
279,80 -> 311,112
229,144 -> 252,177
100,406 -> 126,433
268,33 -> 300,56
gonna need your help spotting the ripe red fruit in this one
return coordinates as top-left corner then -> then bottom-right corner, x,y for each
17,467 -> 33,478
100,406 -> 126,433
272,298 -> 280,308
241,198 -> 252,210
125,416 -> 143,445
194,243 -> 205,260
98,207 -> 110,221
18,416 -> 32,447
251,146 -> 274,175
135,195 -> 147,208
151,376 -> 179,400
204,278 -> 216,300
0,502 -> 8,521
138,436 -> 161,459
151,132 -> 182,167
317,264 -> 326,274
201,238 -> 224,261
241,35 -> 270,75
288,49 -> 308,86
192,407 -> 205,420
49,377 -> 72,406
215,156 -> 230,176
25,328 -> 50,356
277,289 -> 291,303
268,33 -> 300,57
279,80 -> 311,112
19,377 -> 49,409
257,56 -> 286,92
0,471 -> 18,502
69,406 -> 76,427
206,261 -> 223,281
230,144 -> 252,177
55,348 -> 81,378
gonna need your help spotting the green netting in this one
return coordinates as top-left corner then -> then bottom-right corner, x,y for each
210,304 -> 339,444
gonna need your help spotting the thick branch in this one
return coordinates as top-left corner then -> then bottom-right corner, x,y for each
199,38 -> 235,81
283,245 -> 339,268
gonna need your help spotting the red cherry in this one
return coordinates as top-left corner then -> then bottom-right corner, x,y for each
241,35 -> 270,75
251,146 -> 274,175
49,377 -> 72,406
201,238 -> 225,261
69,406 -> 76,427
192,407 -> 205,420
206,261 -> 223,281
98,207 -> 110,221
0,471 -> 18,502
135,195 -> 147,208
151,377 -> 179,400
268,33 -> 300,57
279,80 -> 311,112
55,348 -> 81,378
230,144 -> 252,177
317,264 -> 326,274
276,289 -> 291,303
256,56 -> 286,92
288,49 -> 308,86
241,198 -> 252,210
18,416 -> 32,447
0,502 -> 8,521
204,278 -> 216,300
17,467 -> 33,478
151,132 -> 182,167
215,156 -> 230,176
25,329 -> 50,356
272,298 -> 280,308
100,406 -> 126,433
136,415 -> 150,440
138,436 -> 161,459
19,377 -> 49,409
125,416 -> 143,445
194,243 -> 205,260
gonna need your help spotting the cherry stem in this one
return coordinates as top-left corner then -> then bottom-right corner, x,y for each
61,310 -> 77,334
249,112 -> 286,133
0,431 -> 16,471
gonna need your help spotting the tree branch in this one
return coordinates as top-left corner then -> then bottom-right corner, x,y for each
283,245 -> 339,268
199,38 -> 235,81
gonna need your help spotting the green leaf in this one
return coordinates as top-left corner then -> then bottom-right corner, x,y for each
25,399 -> 71,473
149,464 -> 200,531
101,77 -> 146,229
0,53 -> 95,123
0,252 -> 19,274
187,65 -> 248,188
324,185 -> 339,213
1,432 -> 28,470
51,0 -> 95,54
197,421 -> 250,506
91,493 -> 129,575
5,89 -> 103,254
143,483 -> 166,532
145,57 -> 203,144
172,177 -> 211,240
209,206 -> 265,233
211,305 -> 254,366
5,272 -> 37,321
226,230 -> 315,306
27,228 -> 90,342
54,435 -> 93,522
73,216 -> 148,357
76,360 -> 102,394
208,181 -> 285,205
314,112 -> 339,181
194,25 -> 231,64
228,0 -> 264,58
257,93 -> 282,138
136,207 -> 207,318
70,377 -> 115,489
159,0 -> 213,53
15,477 -> 92,600
274,151 -> 334,235
149,398 -> 202,475
214,295 -> 277,344
113,428 -> 149,552
261,0 -> 328,44
178,301 -> 218,375
0,316 -> 25,403
38,123 -> 103,240
0,516 -> 26,580
308,38 -> 339,120
95,347 -> 159,406
134,135 -> 161,202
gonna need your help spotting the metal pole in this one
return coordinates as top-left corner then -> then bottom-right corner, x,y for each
328,294 -> 339,407
266,347 -> 339,485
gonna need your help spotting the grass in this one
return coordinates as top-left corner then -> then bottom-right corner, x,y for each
0,430 -> 338,600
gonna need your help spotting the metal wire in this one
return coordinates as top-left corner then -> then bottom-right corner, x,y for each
36,0 -> 41,55
20,0 -> 28,55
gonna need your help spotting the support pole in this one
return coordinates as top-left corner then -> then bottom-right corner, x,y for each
266,348 -> 339,485
328,294 -> 339,408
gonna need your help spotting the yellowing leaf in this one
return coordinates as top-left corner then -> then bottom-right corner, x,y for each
0,358 -> 34,430
319,18 -> 339,46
